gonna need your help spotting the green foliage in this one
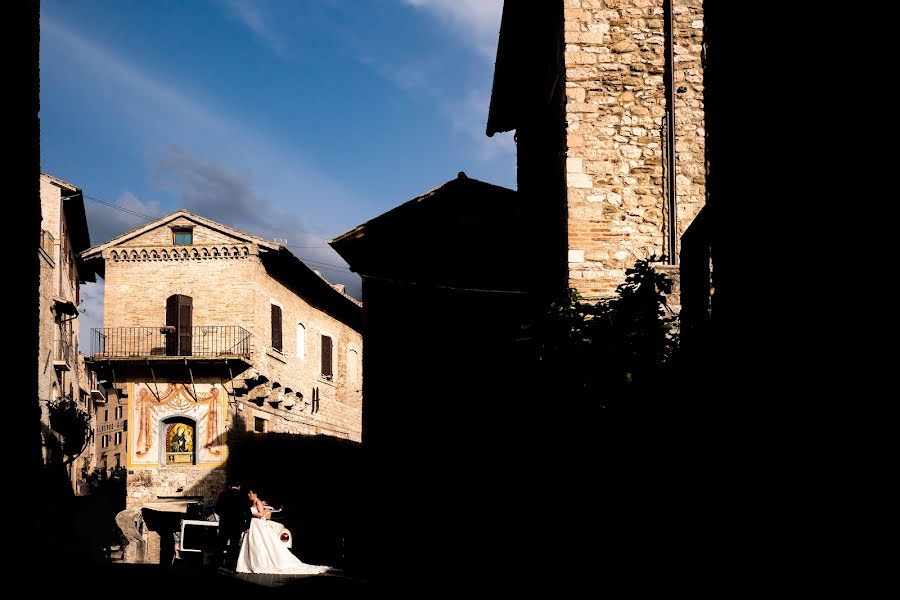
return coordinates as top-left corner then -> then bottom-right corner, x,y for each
519,256 -> 678,408
48,395 -> 92,465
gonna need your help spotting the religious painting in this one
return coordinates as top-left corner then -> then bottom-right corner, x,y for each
129,382 -> 227,466
165,423 -> 194,465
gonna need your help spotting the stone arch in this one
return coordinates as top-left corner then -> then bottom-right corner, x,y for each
129,250 -> 138,260
150,250 -> 159,259
111,250 -> 119,260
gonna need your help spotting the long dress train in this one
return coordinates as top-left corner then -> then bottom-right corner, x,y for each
235,508 -> 330,575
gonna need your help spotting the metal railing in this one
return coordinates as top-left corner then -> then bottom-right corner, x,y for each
55,338 -> 73,366
91,326 -> 251,358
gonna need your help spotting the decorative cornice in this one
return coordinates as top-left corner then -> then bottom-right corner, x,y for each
105,244 -> 257,262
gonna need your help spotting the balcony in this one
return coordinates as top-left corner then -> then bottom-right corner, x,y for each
54,338 -> 73,371
90,326 -> 251,360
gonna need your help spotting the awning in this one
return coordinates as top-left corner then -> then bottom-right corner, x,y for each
53,297 -> 79,316
142,500 -> 198,514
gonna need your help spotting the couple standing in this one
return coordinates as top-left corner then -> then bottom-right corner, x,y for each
215,481 -> 329,575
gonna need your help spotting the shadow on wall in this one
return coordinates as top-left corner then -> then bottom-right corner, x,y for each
225,423 -> 363,570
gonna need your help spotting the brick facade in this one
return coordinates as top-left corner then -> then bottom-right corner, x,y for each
83,211 -> 363,545
38,174 -> 96,491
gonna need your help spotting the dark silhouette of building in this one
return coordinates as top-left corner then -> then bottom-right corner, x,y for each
331,173 -> 549,589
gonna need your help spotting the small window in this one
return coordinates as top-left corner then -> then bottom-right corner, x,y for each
296,323 -> 305,360
173,228 -> 193,245
114,453 -> 121,469
114,431 -> 123,445
271,304 -> 283,352
115,406 -> 123,419
104,409 -> 109,422
348,348 -> 359,385
254,417 -> 267,433
321,335 -> 333,380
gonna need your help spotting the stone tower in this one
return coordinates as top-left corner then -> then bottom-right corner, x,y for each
488,0 -> 706,303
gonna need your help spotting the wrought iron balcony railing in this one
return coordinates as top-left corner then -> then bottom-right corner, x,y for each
91,326 -> 251,359
54,338 -> 73,370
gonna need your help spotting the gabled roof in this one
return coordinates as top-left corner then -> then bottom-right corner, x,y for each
41,172 -> 94,281
330,172 -> 538,291
81,209 -> 362,329
41,173 -> 79,192
81,209 -> 281,259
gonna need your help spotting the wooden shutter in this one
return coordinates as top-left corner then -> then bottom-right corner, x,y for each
166,294 -> 192,356
271,305 -> 283,351
321,335 -> 333,378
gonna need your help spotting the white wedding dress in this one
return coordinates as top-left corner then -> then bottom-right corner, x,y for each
235,507 -> 330,575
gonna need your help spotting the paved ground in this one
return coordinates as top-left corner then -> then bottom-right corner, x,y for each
30,563 -> 378,597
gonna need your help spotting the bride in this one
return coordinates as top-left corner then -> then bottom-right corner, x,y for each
235,489 -> 330,575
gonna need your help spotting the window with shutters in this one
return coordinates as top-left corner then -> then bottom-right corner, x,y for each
271,304 -> 283,352
321,335 -> 333,380
166,294 -> 193,356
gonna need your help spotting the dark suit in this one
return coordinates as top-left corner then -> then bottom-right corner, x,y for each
215,486 -> 251,568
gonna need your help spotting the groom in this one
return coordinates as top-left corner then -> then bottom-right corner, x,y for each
215,481 -> 251,570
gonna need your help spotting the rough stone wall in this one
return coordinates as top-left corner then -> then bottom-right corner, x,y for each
564,0 -> 704,301
125,466 -> 226,509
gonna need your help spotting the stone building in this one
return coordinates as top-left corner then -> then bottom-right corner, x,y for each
486,0 -> 705,303
80,210 -> 362,561
38,173 -> 97,492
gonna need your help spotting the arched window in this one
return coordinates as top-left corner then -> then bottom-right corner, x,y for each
296,323 -> 306,360
161,417 -> 196,465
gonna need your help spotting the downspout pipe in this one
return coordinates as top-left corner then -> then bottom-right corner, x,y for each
664,0 -> 678,265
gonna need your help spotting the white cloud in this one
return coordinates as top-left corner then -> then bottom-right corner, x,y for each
41,15 -> 365,236
86,192 -> 162,246
221,0 -> 285,56
78,278 -> 105,351
446,88 -> 515,161
403,0 -> 503,59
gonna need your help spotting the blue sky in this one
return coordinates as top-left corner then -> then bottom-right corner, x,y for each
39,0 -> 514,341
